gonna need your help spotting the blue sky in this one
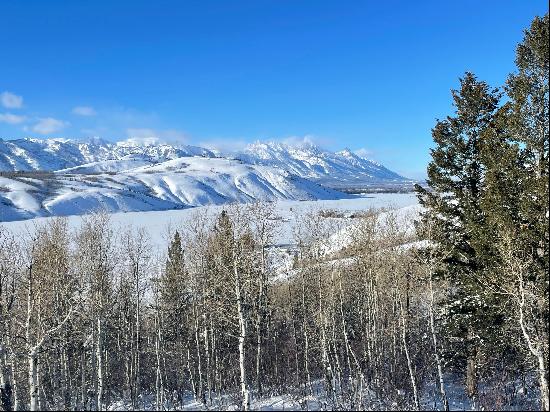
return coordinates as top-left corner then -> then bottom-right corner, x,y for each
0,0 -> 547,178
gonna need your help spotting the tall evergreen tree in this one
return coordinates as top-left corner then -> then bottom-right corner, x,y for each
160,231 -> 187,341
505,13 -> 549,280
481,13 -> 549,410
415,72 -> 501,399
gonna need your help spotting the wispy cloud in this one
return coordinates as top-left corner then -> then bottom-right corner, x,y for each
32,117 -> 69,135
278,134 -> 324,147
124,128 -> 189,145
198,138 -> 249,154
269,134 -> 336,149
0,91 -> 24,109
72,106 -> 96,116
354,147 -> 374,158
0,113 -> 27,124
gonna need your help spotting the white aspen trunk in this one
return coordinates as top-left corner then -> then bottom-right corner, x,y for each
518,276 -> 549,411
96,318 -> 104,411
319,270 -> 336,404
203,318 -> 212,404
303,315 -> 312,396
186,343 -> 197,400
36,357 -> 42,411
154,287 -> 164,412
26,261 -> 38,412
428,277 -> 448,411
11,349 -> 19,411
399,298 -> 419,410
235,266 -> 250,411
62,343 -> 71,409
28,351 -> 38,412
80,350 -> 86,410
211,317 -> 220,397
255,242 -> 267,397
134,266 -> 141,409
255,292 -> 263,398
155,329 -> 163,411
238,308 -> 250,411
193,304 -> 204,403
0,343 -> 13,412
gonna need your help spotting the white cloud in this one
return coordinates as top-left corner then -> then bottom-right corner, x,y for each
126,128 -> 161,141
125,128 -> 188,145
277,134 -> 335,149
0,91 -> 23,109
354,148 -> 374,158
72,106 -> 96,116
0,113 -> 27,124
32,117 -> 69,135
198,138 -> 249,154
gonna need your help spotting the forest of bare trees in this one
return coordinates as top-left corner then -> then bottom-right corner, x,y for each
0,198 -> 547,411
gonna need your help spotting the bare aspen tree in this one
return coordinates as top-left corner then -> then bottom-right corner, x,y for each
120,226 -> 151,409
22,219 -> 77,411
0,229 -> 22,412
151,264 -> 165,412
75,213 -> 116,411
414,219 -> 450,411
247,201 -> 277,397
489,233 -> 550,411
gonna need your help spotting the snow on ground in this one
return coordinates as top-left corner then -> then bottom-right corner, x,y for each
105,373 -> 539,410
55,156 -> 154,174
0,193 -> 419,255
0,176 -> 42,220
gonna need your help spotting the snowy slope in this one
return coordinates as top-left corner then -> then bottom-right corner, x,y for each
0,157 -> 346,221
236,141 -> 411,188
0,137 -> 414,221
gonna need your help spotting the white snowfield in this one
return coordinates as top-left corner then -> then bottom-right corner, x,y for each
0,193 -> 420,254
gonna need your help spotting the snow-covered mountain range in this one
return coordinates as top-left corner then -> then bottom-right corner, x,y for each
0,137 -> 215,171
238,141 -> 406,189
0,137 -> 412,221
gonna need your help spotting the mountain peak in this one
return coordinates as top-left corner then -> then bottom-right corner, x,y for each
337,148 -> 354,157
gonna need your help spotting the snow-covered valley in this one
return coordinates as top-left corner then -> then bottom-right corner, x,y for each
0,192 -> 419,251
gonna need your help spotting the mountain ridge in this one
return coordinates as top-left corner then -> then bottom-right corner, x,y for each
0,137 -> 412,186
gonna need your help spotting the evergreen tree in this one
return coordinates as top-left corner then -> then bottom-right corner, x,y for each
504,13 -> 549,283
160,231 -> 187,341
415,72 -> 501,399
481,13 -> 549,409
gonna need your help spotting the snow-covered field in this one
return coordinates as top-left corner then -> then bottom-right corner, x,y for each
0,192 -> 419,252
106,372 -> 538,411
